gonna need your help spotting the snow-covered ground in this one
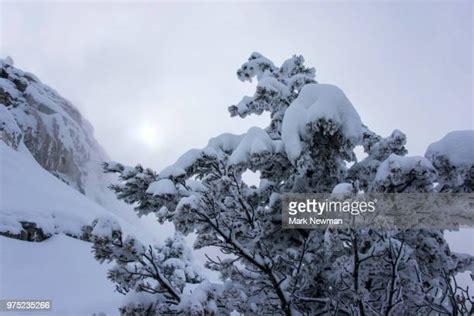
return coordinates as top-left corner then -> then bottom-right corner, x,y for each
0,234 -> 121,316
0,140 -> 149,316
0,126 -> 171,315
0,142 -> 118,238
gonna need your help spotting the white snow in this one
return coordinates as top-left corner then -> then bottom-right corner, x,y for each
281,84 -> 363,161
237,52 -> 277,82
0,59 -> 167,241
0,142 -> 117,237
207,133 -> 244,153
0,234 -> 122,316
257,77 -> 290,97
0,78 -> 20,99
91,217 -> 122,238
332,182 -> 353,194
425,130 -> 474,167
374,153 -> 434,182
120,291 -> 156,313
147,179 -> 177,196
229,127 -> 282,165
235,96 -> 254,116
172,148 -> 204,171
159,166 -> 186,179
162,127 -> 283,175
177,281 -> 221,314
4,56 -> 14,66
0,105 -> 22,147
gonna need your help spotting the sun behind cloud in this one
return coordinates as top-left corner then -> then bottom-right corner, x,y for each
136,123 -> 160,148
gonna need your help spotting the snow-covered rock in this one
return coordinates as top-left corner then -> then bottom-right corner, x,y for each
0,58 -> 163,240
0,104 -> 22,148
281,83 -> 362,161
0,58 -> 109,201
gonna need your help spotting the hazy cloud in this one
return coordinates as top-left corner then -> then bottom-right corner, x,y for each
1,1 -> 472,170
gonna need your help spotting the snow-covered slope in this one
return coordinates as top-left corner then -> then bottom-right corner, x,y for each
0,57 -> 107,196
0,58 -> 168,315
0,58 -> 144,222
0,57 -> 164,239
0,141 -> 119,238
0,234 -> 122,315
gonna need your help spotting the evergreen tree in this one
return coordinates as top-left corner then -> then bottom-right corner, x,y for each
94,53 -> 474,315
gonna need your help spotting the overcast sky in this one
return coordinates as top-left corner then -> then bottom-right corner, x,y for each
1,0 -> 472,171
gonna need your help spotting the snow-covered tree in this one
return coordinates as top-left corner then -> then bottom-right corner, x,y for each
92,217 -> 226,315
94,53 -> 474,315
425,130 -> 474,193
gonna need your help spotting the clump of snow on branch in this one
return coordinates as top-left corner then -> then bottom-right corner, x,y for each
281,83 -> 363,162
147,179 -> 177,196
372,154 -> 437,192
425,130 -> 474,192
426,130 -> 474,167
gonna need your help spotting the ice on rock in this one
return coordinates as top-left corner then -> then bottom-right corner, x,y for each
281,83 -> 363,161
425,130 -> 474,167
147,179 -> 177,196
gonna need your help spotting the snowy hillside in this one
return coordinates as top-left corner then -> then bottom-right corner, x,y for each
0,58 -> 168,315
0,141 -> 120,239
0,235 -> 122,316
0,57 -> 165,237
0,57 -> 107,196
